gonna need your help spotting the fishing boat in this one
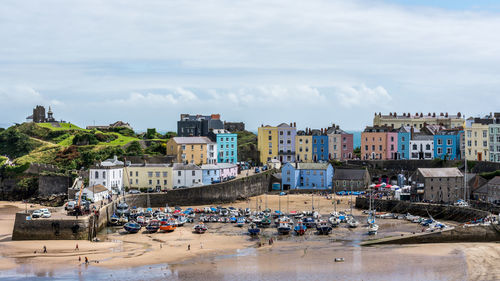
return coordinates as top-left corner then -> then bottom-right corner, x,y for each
136,216 -> 147,226
159,217 -> 177,232
146,219 -> 160,233
302,217 -> 316,228
277,222 -> 292,235
123,221 -> 142,233
230,216 -> 237,223
294,221 -> 307,235
177,216 -> 187,226
316,220 -> 332,235
259,216 -> 272,228
116,202 -> 130,217
193,222 -> 208,234
236,217 -> 245,227
109,213 -> 120,225
248,223 -> 261,235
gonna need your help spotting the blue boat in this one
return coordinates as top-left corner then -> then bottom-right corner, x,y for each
302,217 -> 316,228
124,221 -> 142,233
110,213 -> 120,225
248,223 -> 260,235
236,217 -> 245,227
294,222 -> 307,235
230,216 -> 237,223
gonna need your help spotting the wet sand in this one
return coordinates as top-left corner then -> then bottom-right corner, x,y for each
1,195 -> 499,280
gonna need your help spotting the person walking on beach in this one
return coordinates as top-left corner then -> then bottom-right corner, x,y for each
75,243 -> 79,251
187,244 -> 191,251
43,245 -> 47,253
85,257 -> 89,264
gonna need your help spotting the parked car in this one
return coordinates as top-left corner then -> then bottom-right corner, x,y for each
147,188 -> 155,193
129,189 -> 141,194
41,211 -> 51,218
31,210 -> 42,218
255,168 -> 260,173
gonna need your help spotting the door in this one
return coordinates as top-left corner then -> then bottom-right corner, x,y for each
478,152 -> 482,161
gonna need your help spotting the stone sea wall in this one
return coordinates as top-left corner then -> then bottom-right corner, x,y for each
12,213 -> 89,240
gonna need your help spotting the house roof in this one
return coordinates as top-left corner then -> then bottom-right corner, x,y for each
412,134 -> 434,141
488,176 -> 500,185
128,163 -> 170,168
333,169 -> 367,180
201,163 -> 237,170
85,185 -> 108,193
172,137 -> 214,144
418,168 -> 463,178
293,163 -> 331,170
474,184 -> 489,194
173,163 -> 201,170
277,123 -> 293,128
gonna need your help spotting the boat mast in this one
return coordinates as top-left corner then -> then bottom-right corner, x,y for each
464,157 -> 467,202
350,179 -> 353,216
334,182 -> 337,213
312,193 -> 314,212
287,193 -> 290,215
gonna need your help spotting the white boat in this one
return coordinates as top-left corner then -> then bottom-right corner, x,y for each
329,215 -> 340,227
347,217 -> 359,228
367,223 -> 379,235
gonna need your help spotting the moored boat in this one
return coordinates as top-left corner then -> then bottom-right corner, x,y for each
146,219 -> 160,233
277,222 -> 292,235
248,223 -> 260,235
110,213 -> 120,225
193,222 -> 208,234
124,221 -> 142,233
367,223 -> 379,235
316,220 -> 332,235
329,215 -> 340,227
236,217 -> 245,227
294,221 -> 307,235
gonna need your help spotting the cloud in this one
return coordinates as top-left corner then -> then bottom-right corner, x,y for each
335,84 -> 391,108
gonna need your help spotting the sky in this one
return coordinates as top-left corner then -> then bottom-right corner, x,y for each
0,0 -> 499,132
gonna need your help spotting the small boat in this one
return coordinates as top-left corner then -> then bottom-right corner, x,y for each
136,216 -> 147,226
118,215 -> 129,225
367,223 -> 379,235
329,216 -> 340,227
159,218 -> 177,232
177,216 -> 187,226
146,219 -> 160,233
277,222 -> 292,235
334,257 -> 345,262
294,221 -> 307,235
124,221 -> 142,233
302,217 -> 316,228
347,217 -> 359,228
193,222 -> 208,234
248,223 -> 261,235
110,213 -> 120,225
230,216 -> 237,223
316,220 -> 332,235
236,217 -> 245,227
259,216 -> 272,228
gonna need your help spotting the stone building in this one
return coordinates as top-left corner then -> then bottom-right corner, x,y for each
373,112 -> 464,129
333,169 -> 370,191
224,121 -> 245,132
26,105 -> 57,123
415,168 -> 464,203
177,114 -> 224,137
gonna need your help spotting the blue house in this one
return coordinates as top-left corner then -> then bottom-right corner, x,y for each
434,130 -> 462,160
312,133 -> 329,162
201,164 -> 221,185
208,129 -> 238,164
397,126 -> 415,160
281,163 -> 334,190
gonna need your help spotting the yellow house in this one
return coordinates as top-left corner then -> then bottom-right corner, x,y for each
465,122 -> 490,161
166,137 -> 217,165
124,163 -> 173,191
295,133 -> 312,162
257,125 -> 278,164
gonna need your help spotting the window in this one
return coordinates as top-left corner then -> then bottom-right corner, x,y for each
181,145 -> 186,150
102,171 -> 106,178
314,139 -> 317,144
379,145 -> 382,151
163,172 -> 168,177
287,140 -> 291,144
447,139 -> 452,145
402,144 -> 405,150
365,145 -> 368,150
192,171 -> 195,176
437,139 -> 442,145
136,179 -> 138,184
280,131 -> 283,135
268,136 -> 272,141
157,180 -> 160,185
192,179 -> 196,184
412,144 -> 417,150
129,171 -> 132,177
287,131 -> 291,135
437,147 -> 442,154
402,136 -> 405,141
467,140 -> 472,146
178,179 -> 181,184
426,144 -> 431,150
483,141 -> 487,147
305,139 -> 309,144
164,180 -> 167,185
178,171 -> 181,176
391,136 -> 394,141
483,130 -> 487,138
156,172 -> 160,177
148,172 -> 153,177
269,149 -> 272,154
95,171 -> 99,179
467,131 -> 471,138
149,180 -> 152,185
446,148 -> 452,155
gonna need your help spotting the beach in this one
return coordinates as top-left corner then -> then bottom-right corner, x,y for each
0,195 -> 499,280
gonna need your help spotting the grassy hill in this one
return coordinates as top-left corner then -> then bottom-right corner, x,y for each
236,131 -> 259,163
0,122 -> 142,170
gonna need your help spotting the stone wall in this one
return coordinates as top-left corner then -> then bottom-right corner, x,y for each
123,171 -> 272,207
355,197 -> 490,223
12,213 -> 89,240
38,175 -> 71,196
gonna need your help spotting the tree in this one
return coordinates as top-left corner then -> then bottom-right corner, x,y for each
353,147 -> 361,159
146,128 -> 157,139
126,141 -> 143,156
0,129 -> 37,158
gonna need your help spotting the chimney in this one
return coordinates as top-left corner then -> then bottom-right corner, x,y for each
457,112 -> 461,118
420,112 -> 423,117
407,112 -> 410,117
389,112 -> 392,116
428,112 -> 431,116
403,113 -> 406,117
294,122 -> 296,127
440,112 -> 444,116
394,112 -> 397,117
433,112 -> 436,117
410,126 -> 414,139
290,122 -> 292,127
445,112 -> 448,117
379,112 -> 381,116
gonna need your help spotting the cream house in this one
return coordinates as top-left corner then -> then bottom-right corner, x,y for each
124,163 -> 172,191
465,117 -> 492,161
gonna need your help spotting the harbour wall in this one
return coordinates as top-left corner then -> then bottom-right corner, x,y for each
362,224 -> 500,245
355,198 -> 490,223
123,171 -> 273,207
12,213 -> 90,240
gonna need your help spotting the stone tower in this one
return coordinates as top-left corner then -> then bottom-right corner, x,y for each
33,105 -> 46,123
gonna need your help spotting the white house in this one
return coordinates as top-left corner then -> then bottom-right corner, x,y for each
410,135 -> 434,160
89,156 -> 124,193
173,163 -> 202,188
206,142 -> 218,164
80,185 -> 110,203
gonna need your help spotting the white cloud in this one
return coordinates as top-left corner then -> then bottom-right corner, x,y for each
335,84 -> 392,108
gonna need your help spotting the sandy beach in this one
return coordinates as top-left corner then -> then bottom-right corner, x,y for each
0,195 -> 499,280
